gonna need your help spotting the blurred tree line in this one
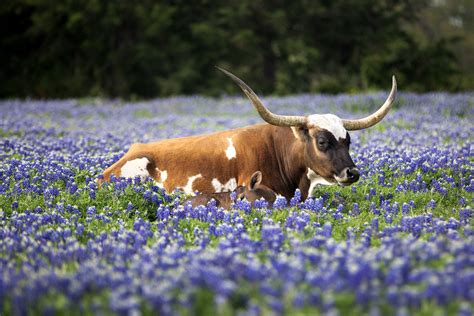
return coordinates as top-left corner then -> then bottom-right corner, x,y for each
1,0 -> 472,98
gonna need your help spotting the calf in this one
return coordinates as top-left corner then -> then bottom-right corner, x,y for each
186,171 -> 276,209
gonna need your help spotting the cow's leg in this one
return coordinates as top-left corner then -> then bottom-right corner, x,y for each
100,144 -> 157,184
298,176 -> 310,200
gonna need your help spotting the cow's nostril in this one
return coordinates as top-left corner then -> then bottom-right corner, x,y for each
346,168 -> 360,180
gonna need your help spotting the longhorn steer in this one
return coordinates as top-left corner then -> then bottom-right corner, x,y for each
101,68 -> 397,200
186,171 -> 277,209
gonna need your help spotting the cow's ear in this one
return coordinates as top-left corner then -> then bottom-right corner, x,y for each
250,171 -> 262,189
291,126 -> 310,141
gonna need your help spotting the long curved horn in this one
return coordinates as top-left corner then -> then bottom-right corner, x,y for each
217,66 -> 307,127
342,76 -> 397,130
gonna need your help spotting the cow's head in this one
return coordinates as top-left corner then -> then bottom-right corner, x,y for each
237,171 -> 277,205
218,67 -> 397,186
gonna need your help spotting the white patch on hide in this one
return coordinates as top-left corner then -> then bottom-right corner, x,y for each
211,178 -> 237,193
155,168 -> 168,188
307,168 -> 335,197
120,157 -> 150,180
160,170 -> 168,182
225,138 -> 237,160
307,114 -> 347,140
182,174 -> 202,195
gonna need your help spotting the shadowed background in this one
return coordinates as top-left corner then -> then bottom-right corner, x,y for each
1,0 -> 473,98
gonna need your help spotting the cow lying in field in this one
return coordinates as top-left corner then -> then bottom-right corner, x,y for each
101,67 -> 396,200
186,171 -> 276,209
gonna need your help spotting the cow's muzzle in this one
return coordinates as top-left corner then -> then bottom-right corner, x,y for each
335,167 -> 360,186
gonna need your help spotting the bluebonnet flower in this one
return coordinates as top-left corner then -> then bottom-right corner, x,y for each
86,206 -> 96,216
151,192 -> 162,205
290,189 -> 301,207
459,208 -> 471,223
371,218 -> 379,231
427,199 -> 437,209
351,203 -> 360,216
332,208 -> 344,220
370,202 -> 380,215
273,196 -> 287,209
322,222 -> 332,238
458,302 -> 472,316
253,198 -> 269,209
401,202 -> 410,215
76,223 -> 84,236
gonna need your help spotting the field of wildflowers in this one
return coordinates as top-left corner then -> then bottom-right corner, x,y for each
0,92 -> 472,315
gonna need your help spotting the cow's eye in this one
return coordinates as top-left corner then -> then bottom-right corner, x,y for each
317,137 -> 328,149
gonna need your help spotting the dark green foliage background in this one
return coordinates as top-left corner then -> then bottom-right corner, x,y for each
1,0 -> 472,98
